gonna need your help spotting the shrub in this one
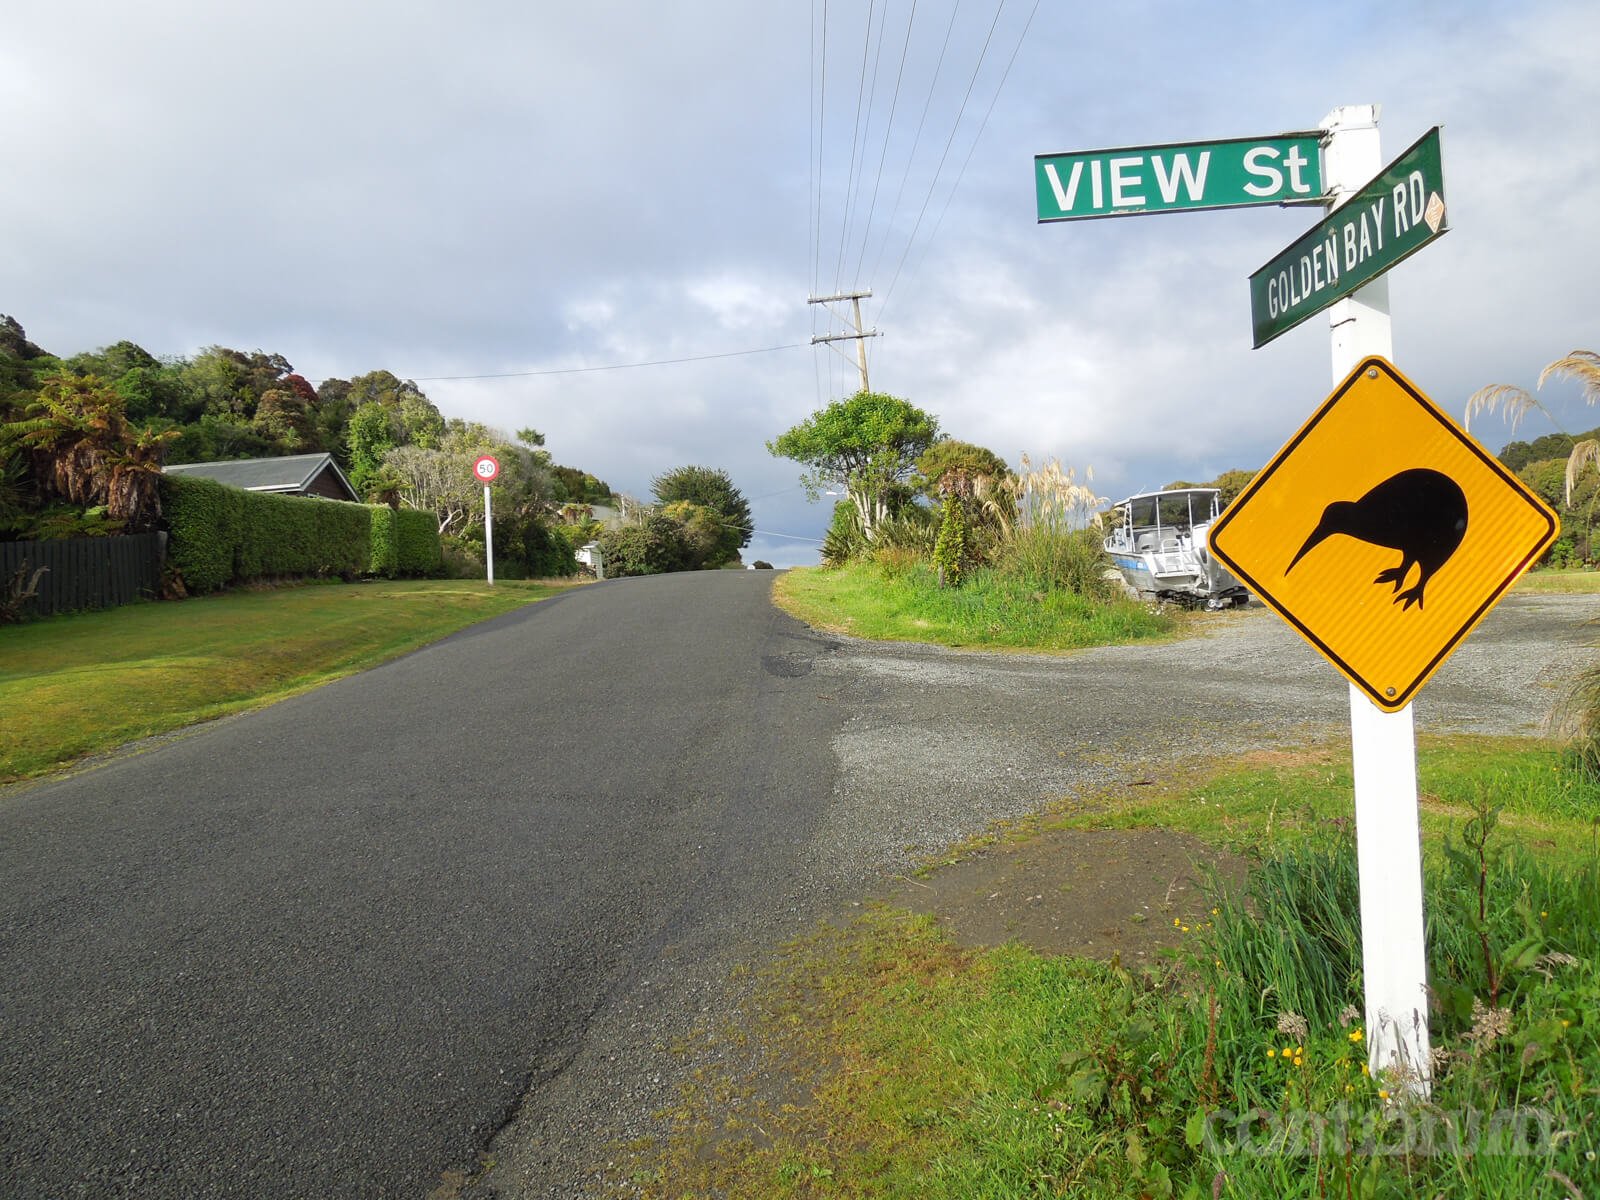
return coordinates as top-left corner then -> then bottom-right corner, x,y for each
752,560 -> 774,570
521,517 -> 577,578
395,509 -> 442,576
369,506 -> 400,577
598,522 -> 676,577
159,474 -> 440,592
932,494 -> 966,587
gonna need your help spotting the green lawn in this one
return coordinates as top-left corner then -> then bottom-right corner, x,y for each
1,579 -> 574,782
626,738 -> 1600,1198
773,561 -> 1176,651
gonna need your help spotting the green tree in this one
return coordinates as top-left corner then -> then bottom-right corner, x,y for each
651,465 -> 752,549
346,401 -> 398,496
660,499 -> 740,568
347,370 -> 444,448
916,440 -> 1008,499
768,390 -> 940,541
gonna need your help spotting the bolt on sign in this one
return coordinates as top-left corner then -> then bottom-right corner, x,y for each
1035,134 -> 1324,222
1249,126 -> 1447,348
1208,357 -> 1557,712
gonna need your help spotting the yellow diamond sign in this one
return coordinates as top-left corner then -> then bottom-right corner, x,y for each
1208,357 -> 1558,711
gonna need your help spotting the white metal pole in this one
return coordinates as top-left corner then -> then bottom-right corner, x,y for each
1321,103 -> 1431,1097
484,484 -> 495,586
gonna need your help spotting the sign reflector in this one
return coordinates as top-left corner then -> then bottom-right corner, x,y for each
1208,357 -> 1557,711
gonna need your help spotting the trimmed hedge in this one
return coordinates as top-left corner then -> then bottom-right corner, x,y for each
396,508 -> 443,576
159,474 -> 441,592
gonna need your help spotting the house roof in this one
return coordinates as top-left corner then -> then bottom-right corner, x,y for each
163,453 -> 358,500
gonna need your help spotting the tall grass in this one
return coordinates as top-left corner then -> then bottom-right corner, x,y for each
996,457 -> 1114,597
1077,815 -> 1600,1197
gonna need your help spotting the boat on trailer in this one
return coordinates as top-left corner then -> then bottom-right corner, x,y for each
1103,488 -> 1249,609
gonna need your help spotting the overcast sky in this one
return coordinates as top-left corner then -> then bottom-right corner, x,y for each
5,0 -> 1596,565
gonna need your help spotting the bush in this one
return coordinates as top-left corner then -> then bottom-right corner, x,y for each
369,506 -> 399,577
521,517 -> 577,578
159,474 -> 441,592
396,509 -> 442,576
598,522 -> 674,577
752,560 -> 774,570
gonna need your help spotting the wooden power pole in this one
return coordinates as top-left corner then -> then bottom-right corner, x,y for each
807,290 -> 880,393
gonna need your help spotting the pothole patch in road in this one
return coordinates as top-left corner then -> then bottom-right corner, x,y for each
879,825 -> 1248,964
760,653 -> 813,678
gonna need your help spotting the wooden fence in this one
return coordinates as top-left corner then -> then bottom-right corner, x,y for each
1,534 -> 164,618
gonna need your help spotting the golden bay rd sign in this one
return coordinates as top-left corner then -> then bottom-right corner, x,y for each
1249,127 -> 1447,347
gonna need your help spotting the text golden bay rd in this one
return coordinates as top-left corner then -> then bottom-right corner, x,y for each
1249,127 -> 1447,347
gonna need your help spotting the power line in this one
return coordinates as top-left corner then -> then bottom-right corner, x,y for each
812,0 -> 831,301
835,0 -> 888,293
879,0 -> 1039,326
832,0 -> 879,294
865,0 -> 961,289
307,343 -> 807,386
851,0 -> 918,285
877,0 -> 1008,317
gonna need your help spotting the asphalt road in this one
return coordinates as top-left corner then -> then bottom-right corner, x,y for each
3,575 -> 1597,1197
0,572 -> 845,1197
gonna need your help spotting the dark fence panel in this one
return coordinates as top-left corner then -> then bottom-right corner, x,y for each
0,534 -> 163,618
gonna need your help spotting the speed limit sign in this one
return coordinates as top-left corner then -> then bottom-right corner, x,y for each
473,455 -> 500,483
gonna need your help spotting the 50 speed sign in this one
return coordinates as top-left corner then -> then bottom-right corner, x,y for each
473,455 -> 500,483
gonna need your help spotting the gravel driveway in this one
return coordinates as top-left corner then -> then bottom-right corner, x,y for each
473,589 -> 1600,1197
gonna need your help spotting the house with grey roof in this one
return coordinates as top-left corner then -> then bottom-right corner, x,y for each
163,453 -> 360,502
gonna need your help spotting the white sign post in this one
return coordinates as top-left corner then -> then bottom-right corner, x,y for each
1321,104 -> 1431,1097
474,455 -> 500,586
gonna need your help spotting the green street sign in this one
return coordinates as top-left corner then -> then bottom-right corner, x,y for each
1035,134 -> 1324,222
1249,126 -> 1448,348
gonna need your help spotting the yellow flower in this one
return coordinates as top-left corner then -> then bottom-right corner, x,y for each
1214,960 -> 1223,969
1282,1046 -> 1293,1057
1181,926 -> 1190,933
1266,1048 -> 1276,1058
1211,908 -> 1220,916
1361,1064 -> 1370,1077
1378,1089 -> 1390,1101
1541,911 -> 1549,919
1348,1029 -> 1364,1044
1293,1056 -> 1303,1067
1173,918 -> 1181,927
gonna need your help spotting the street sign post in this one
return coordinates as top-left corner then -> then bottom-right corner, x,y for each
1249,126 -> 1447,347
1035,107 -> 1477,1097
1208,356 -> 1558,711
474,455 -> 500,585
1035,133 -> 1324,222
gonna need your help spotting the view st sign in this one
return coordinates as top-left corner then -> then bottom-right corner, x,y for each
1249,126 -> 1447,347
1035,134 -> 1324,222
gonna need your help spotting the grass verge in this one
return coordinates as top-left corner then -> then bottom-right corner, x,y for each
1,578 -> 575,782
1517,569 -> 1600,594
625,739 -> 1600,1198
772,561 -> 1177,652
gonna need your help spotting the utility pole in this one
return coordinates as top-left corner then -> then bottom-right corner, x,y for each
808,290 -> 880,393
